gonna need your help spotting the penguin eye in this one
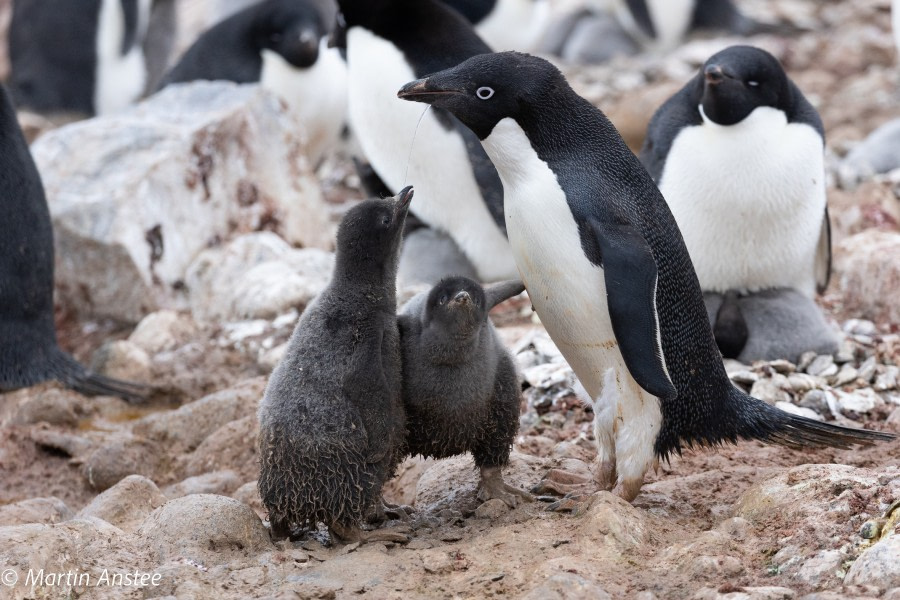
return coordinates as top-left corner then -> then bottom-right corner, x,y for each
381,214 -> 391,227
439,295 -> 448,305
747,80 -> 760,87
476,86 -> 495,100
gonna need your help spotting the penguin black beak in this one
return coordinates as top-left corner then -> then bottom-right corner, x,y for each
397,78 -> 461,103
704,65 -> 728,85
394,185 -> 414,216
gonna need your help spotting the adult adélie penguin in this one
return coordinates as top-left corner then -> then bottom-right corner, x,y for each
398,52 -> 895,502
334,0 -> 517,284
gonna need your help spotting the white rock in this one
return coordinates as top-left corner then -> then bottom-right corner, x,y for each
128,310 -> 198,354
186,232 -> 333,324
875,366 -> 899,391
833,363 -> 859,387
846,535 -> 900,588
806,355 -> 838,378
857,357 -> 878,383
835,231 -> 900,326
835,388 -> 881,415
775,402 -> 823,422
522,362 -> 573,390
32,82 -> 332,323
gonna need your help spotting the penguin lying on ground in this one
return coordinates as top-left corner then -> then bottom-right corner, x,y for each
438,0 -> 551,52
158,0 -> 345,164
257,188 -> 413,544
335,0 -> 517,286
399,52 -> 895,502
641,45 -> 835,361
0,85 -> 147,403
399,277 -> 532,507
9,0 -> 173,116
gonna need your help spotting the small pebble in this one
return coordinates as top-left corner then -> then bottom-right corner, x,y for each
875,366 -> 899,392
806,355 -> 838,378
833,364 -> 859,387
767,359 -> 797,374
729,370 -> 759,385
857,357 -> 878,383
797,351 -> 817,372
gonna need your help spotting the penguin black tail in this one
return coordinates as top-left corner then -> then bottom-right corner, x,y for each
731,387 -> 895,450
51,350 -> 149,404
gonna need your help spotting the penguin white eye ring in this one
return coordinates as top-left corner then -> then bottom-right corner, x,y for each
747,80 -> 759,87
476,87 -> 495,100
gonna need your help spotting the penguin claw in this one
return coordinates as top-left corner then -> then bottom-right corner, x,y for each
478,466 -> 534,508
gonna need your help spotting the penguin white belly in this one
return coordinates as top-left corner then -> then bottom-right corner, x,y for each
346,27 -> 517,282
659,105 -> 826,297
260,39 -> 348,165
483,118 -> 661,490
94,0 -> 149,115
476,0 -> 551,52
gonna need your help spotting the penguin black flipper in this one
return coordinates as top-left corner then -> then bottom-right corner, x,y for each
587,218 -> 677,401
815,206 -> 832,294
50,350 -> 149,403
624,0 -> 656,38
485,280 -> 525,310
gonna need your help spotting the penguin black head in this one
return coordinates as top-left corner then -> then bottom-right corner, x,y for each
398,51 -> 566,139
253,0 -> 325,68
698,45 -> 792,126
424,276 -> 489,337
335,186 -> 413,270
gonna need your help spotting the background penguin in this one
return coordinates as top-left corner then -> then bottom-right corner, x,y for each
0,85 -> 146,402
398,277 -> 532,507
438,0 -> 551,52
334,0 -> 517,285
704,289 -> 839,364
604,0 -> 788,53
158,0 -> 345,164
257,188 -> 413,544
9,0 -> 173,116
640,45 -> 832,360
398,52 -> 894,502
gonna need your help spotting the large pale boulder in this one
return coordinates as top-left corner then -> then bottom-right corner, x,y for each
834,231 -> 900,326
32,81 -> 332,323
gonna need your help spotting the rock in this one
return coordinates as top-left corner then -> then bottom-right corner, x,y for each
128,310 -> 199,354
845,535 -> 900,588
90,340 -> 152,384
580,492 -> 649,550
32,82 -> 331,323
834,339 -> 857,364
833,364 -> 858,386
0,497 -> 74,527
840,118 -> 900,184
258,342 -> 289,373
231,481 -> 264,517
83,435 -> 164,491
414,452 -> 547,512
136,494 -> 272,562
843,319 -> 878,337
420,549 -> 453,574
835,388 -> 881,415
857,357 -> 878,383
77,475 -> 167,532
521,362 -> 573,389
730,370 -> 760,386
473,499 -> 510,519
694,587 -> 796,600
834,231 -> 900,326
798,389 -> 831,414
875,366 -> 899,391
9,388 -> 81,426
794,549 -> 844,585
775,402 -> 823,421
164,470 -> 242,499
133,377 -> 265,452
186,232 -> 333,324
797,351 -> 817,372
787,373 -> 822,394
182,415 -> 259,481
689,555 -> 744,577
521,572 -> 611,600
767,360 -> 797,375
750,377 -> 792,405
806,355 -> 838,378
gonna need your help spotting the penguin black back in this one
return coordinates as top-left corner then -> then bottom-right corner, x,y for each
399,52 -> 893,460
258,188 -> 413,541
641,45 -> 823,182
0,85 -> 146,401
159,0 -> 325,88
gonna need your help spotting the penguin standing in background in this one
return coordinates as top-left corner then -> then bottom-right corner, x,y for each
335,0 -> 517,285
0,85 -> 146,402
158,0 -> 346,164
605,0 -> 786,53
438,0 -> 551,52
9,0 -> 172,116
641,46 -> 834,360
399,52 -> 893,501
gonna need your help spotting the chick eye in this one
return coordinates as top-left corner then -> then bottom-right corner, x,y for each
439,295 -> 447,305
747,80 -> 759,87
381,215 -> 391,226
476,86 -> 495,100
